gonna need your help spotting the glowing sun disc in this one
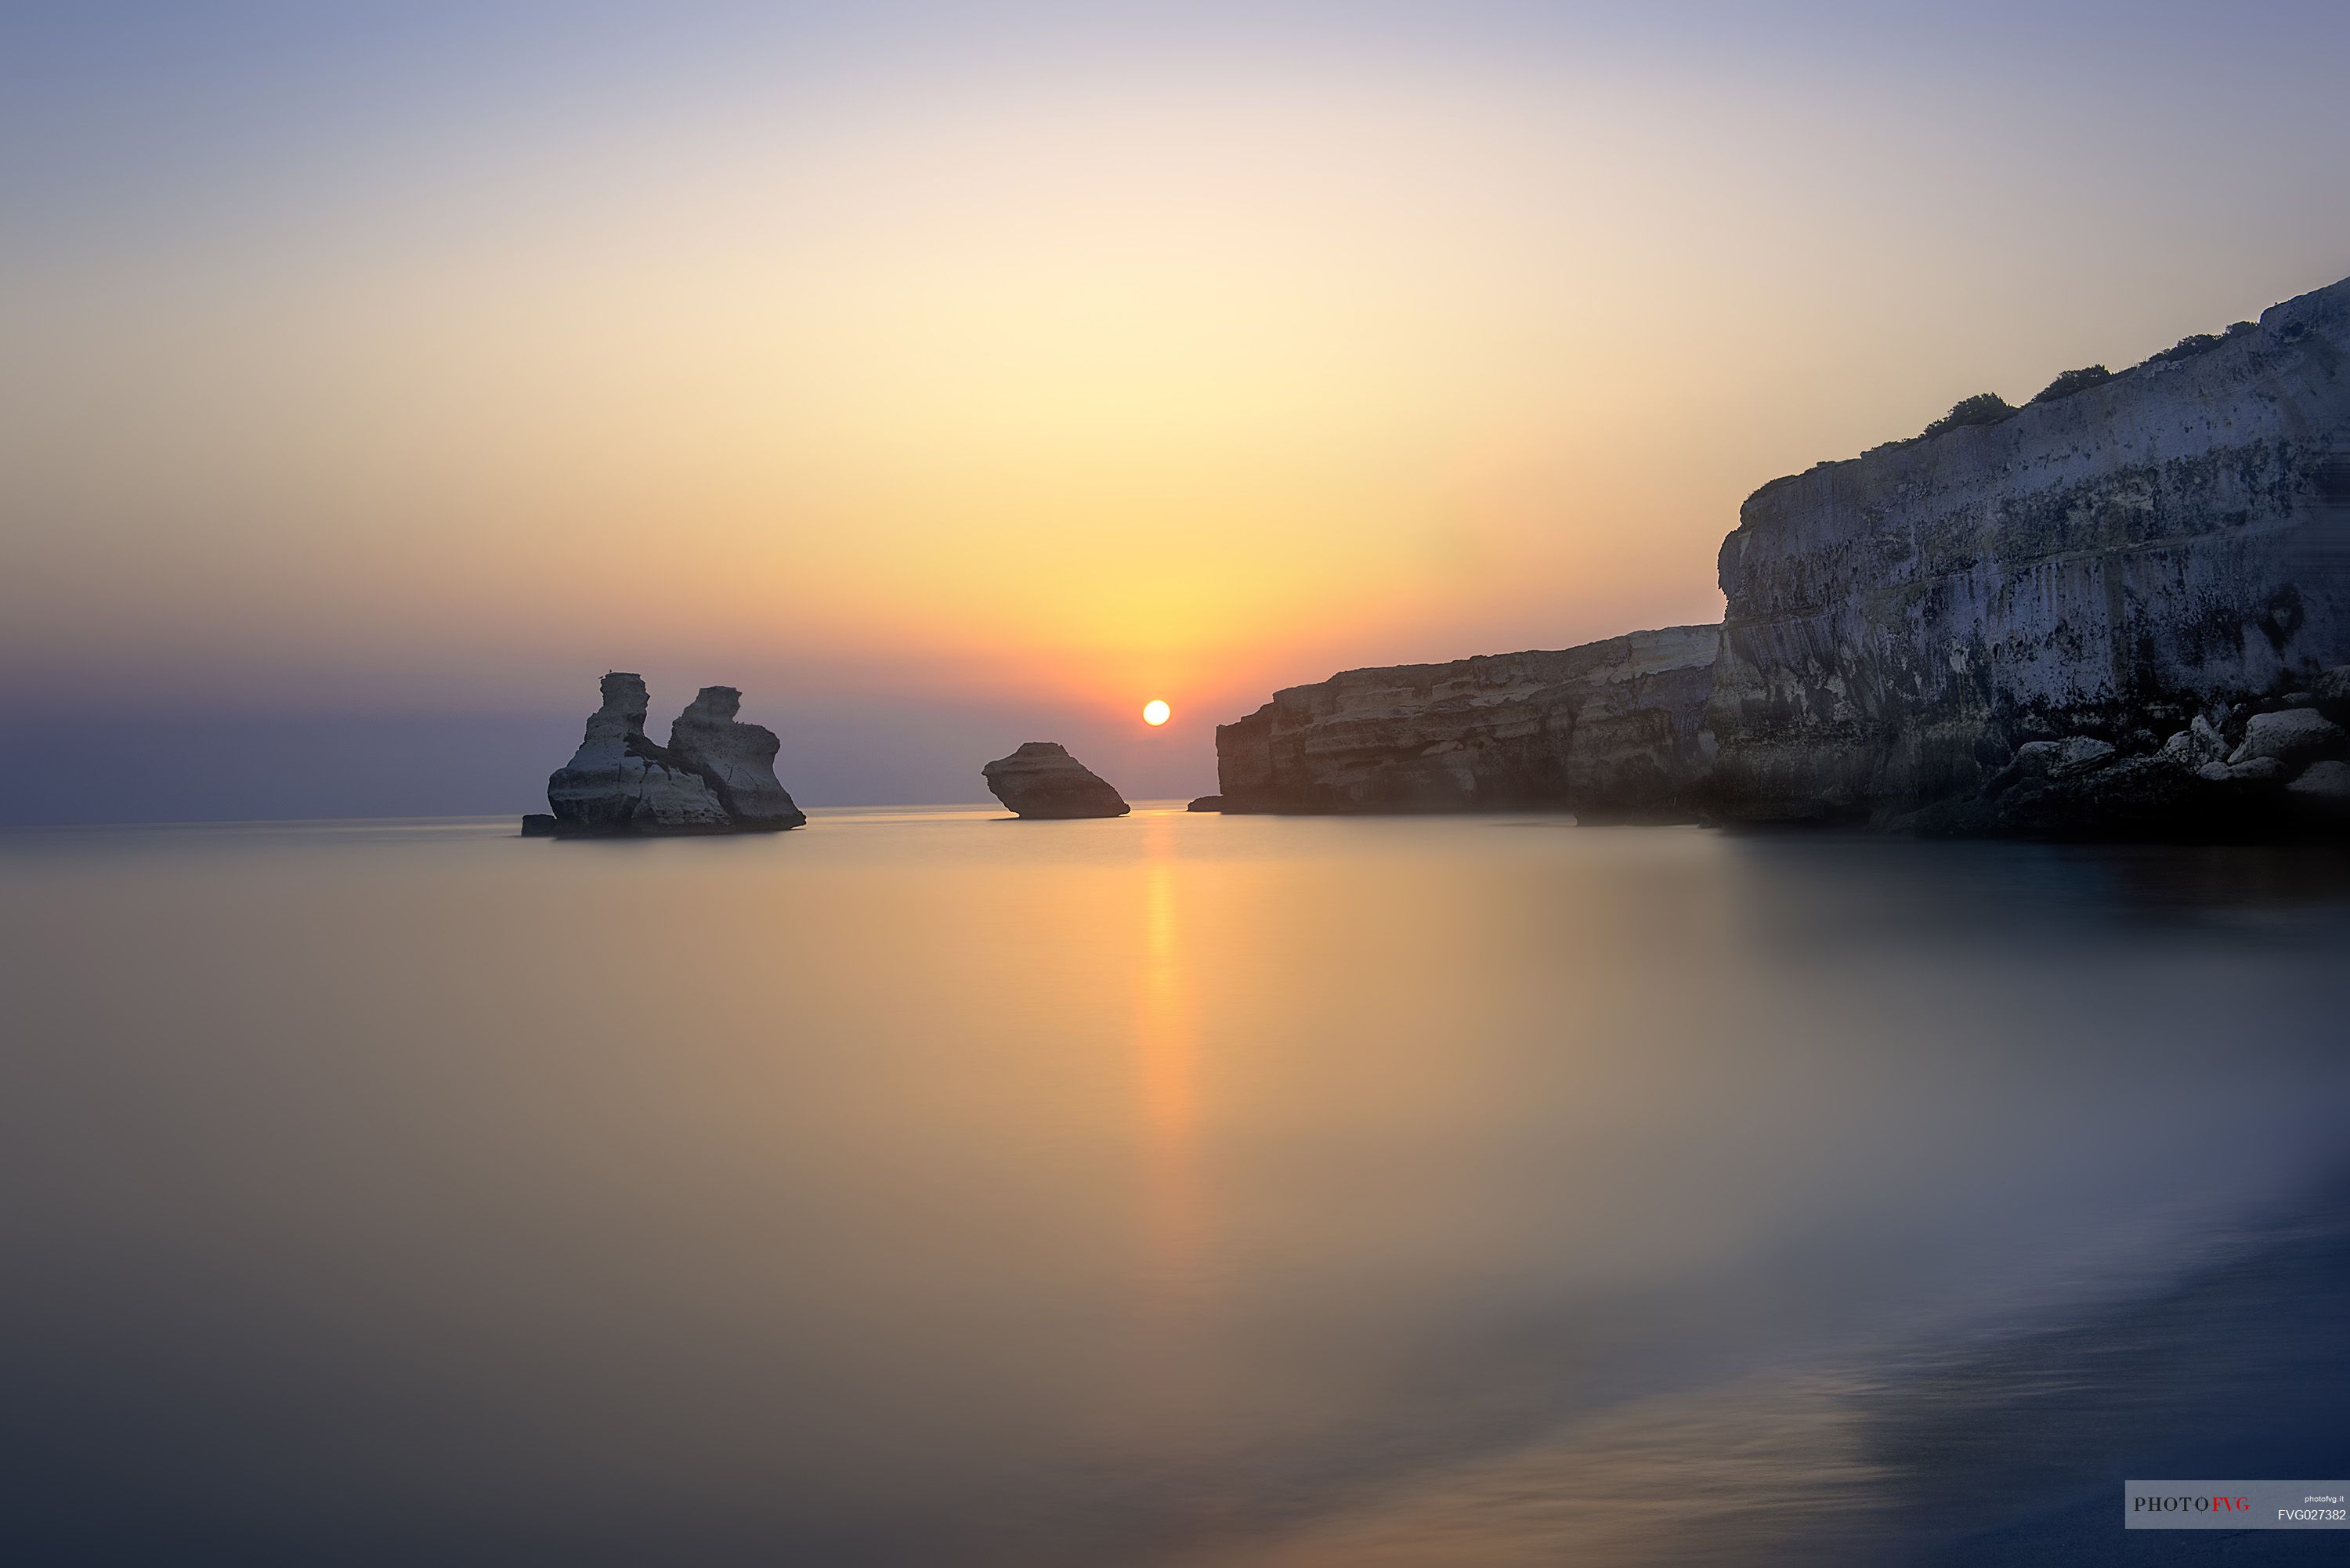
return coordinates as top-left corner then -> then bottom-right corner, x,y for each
1143,699 -> 1171,726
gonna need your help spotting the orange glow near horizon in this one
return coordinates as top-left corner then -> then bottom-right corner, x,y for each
5,21 -> 2340,802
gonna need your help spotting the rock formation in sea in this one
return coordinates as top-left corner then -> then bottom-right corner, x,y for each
1214,626 -> 1719,816
1210,274 -> 2350,836
535,673 -> 804,835
667,686 -> 808,829
982,742 -> 1130,818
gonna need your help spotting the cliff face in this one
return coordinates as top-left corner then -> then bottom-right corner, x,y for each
1215,624 -> 1719,815
1209,274 -> 2350,835
1706,276 -> 2350,824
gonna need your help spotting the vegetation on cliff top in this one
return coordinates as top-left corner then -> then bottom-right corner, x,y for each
2030,365 -> 2112,403
2147,320 -> 2255,365
1919,392 -> 2016,439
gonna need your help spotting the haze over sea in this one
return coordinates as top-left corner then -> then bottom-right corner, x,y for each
6,807 -> 2346,1565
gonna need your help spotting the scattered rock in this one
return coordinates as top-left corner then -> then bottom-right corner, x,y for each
2019,737 -> 2117,779
2287,761 -> 2350,800
2193,714 -> 2229,764
1187,795 -> 1225,812
521,814 -> 559,836
2226,757 -> 2289,782
2226,708 -> 2345,769
1980,753 -> 2205,840
982,742 -> 1130,819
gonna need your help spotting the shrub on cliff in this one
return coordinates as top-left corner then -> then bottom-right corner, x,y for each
1920,392 -> 2015,439
2030,365 -> 2111,403
2146,322 -> 2254,367
2149,333 -> 2223,365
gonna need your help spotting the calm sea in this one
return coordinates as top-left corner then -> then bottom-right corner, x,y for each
3,808 -> 2346,1565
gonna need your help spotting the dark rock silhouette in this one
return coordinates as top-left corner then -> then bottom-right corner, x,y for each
982,742 -> 1129,818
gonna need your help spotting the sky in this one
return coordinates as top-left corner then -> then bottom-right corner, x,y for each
5,2 -> 2349,821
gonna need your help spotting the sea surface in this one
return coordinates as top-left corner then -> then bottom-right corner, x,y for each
3,807 -> 2347,1566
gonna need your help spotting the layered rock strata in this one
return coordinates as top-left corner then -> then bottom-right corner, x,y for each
537,674 -> 803,835
982,742 -> 1130,818
1211,274 -> 2350,836
1214,625 -> 1719,815
1707,275 -> 2350,833
668,686 -> 808,829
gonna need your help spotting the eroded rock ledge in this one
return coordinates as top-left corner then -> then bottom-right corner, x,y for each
1214,625 -> 1719,816
1212,273 -> 2350,836
527,673 -> 805,836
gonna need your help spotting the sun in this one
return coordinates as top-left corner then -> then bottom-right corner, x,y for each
1142,699 -> 1171,727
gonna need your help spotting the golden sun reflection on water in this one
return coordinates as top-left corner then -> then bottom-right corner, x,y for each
1136,819 -> 1206,1315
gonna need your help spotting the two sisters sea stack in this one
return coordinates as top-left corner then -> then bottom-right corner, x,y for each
525,679 -> 1136,833
525,673 -> 805,836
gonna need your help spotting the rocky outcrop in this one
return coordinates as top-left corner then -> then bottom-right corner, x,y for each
1932,679 -> 2350,838
1186,794 -> 1225,812
982,742 -> 1130,818
1213,625 -> 1718,816
1705,276 -> 2350,833
537,673 -> 803,835
1206,273 -> 2350,837
668,686 -> 806,829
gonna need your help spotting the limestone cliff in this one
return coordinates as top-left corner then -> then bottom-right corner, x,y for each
1214,625 -> 1719,815
1210,273 -> 2350,835
1706,275 -> 2350,829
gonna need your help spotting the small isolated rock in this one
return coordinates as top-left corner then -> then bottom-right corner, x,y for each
2227,708 -> 2344,768
982,742 -> 1130,819
2192,714 -> 2229,764
1187,794 -> 1225,812
521,813 -> 559,836
2287,760 -> 2350,800
2009,736 -> 2117,781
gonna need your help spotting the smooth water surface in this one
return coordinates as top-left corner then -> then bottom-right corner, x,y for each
3,808 -> 2346,1564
